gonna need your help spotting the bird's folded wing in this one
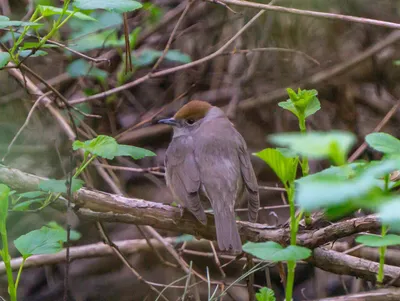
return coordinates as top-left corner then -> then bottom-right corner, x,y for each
237,135 -> 260,222
165,137 -> 207,224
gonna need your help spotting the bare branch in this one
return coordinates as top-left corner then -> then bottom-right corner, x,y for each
210,0 -> 400,30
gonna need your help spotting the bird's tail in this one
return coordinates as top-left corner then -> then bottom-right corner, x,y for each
214,209 -> 242,253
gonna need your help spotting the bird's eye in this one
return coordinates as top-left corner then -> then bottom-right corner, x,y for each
186,119 -> 195,125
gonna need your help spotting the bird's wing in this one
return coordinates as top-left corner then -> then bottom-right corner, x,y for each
194,121 -> 244,251
165,136 -> 206,224
236,134 -> 260,222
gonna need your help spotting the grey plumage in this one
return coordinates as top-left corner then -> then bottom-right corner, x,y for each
163,104 -> 259,253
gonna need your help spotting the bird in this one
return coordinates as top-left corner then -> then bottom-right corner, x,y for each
158,100 -> 259,253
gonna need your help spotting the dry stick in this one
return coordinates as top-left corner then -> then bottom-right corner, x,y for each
309,288 -> 400,301
18,64 -> 101,119
209,242 -> 226,278
2,92 -> 51,161
93,163 -> 165,176
69,9 -> 268,105
137,227 -> 178,269
0,238 -> 172,274
212,0 -> 400,30
246,254 -> 255,301
151,0 -> 193,72
95,222 -> 170,301
0,72 -> 70,104
348,101 -> 400,162
222,47 -> 319,66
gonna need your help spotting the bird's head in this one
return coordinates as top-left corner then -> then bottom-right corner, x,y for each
158,100 -> 213,129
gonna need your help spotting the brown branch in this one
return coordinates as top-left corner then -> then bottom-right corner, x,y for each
310,248 -> 400,287
211,0 -> 400,30
309,288 -> 400,301
0,164 -> 380,249
2,165 -> 397,286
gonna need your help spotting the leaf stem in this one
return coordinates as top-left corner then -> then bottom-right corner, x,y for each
285,260 -> 296,301
377,224 -> 387,284
74,155 -> 97,178
1,225 -> 17,301
285,184 -> 297,300
377,175 -> 390,284
15,257 -> 27,289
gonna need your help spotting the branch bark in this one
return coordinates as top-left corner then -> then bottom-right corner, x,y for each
0,164 -> 380,248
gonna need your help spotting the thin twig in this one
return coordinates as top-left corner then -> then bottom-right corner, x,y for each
2,92 -> 50,162
152,0 -> 193,72
349,101 -> 400,162
209,242 -> 226,278
95,222 -> 170,301
211,0 -> 400,30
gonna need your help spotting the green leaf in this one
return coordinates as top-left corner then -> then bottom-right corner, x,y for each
18,49 -> 48,58
12,199 -> 44,211
164,50 -> 191,63
366,132 -> 400,155
73,135 -> 155,160
379,197 -> 400,231
18,191 -> 47,199
68,30 -> 123,52
38,5 -> 96,21
174,234 -> 195,244
356,234 -> 400,247
254,148 -> 298,185
39,178 -> 84,193
142,3 -> 163,25
269,131 -> 356,165
0,15 -> 42,29
14,224 -> 81,257
304,95 -> 321,118
69,11 -> 123,39
256,287 -> 276,301
46,221 -> 81,241
297,160 -> 400,211
73,135 -> 118,159
0,52 -> 10,68
73,0 -> 143,13
279,88 -> 320,119
67,59 -> 108,81
115,144 -> 156,160
132,49 -> 191,68
243,241 -> 311,262
0,184 -> 10,229
278,100 -> 298,118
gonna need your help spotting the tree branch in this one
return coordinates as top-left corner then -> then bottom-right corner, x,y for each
211,0 -> 400,30
0,164 -> 380,248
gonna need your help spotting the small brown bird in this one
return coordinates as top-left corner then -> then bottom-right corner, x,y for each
159,100 -> 259,253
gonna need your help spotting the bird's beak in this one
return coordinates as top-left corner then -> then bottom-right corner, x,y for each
158,118 -> 178,126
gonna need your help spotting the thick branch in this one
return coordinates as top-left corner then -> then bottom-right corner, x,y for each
0,164 -> 380,247
311,248 -> 400,287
